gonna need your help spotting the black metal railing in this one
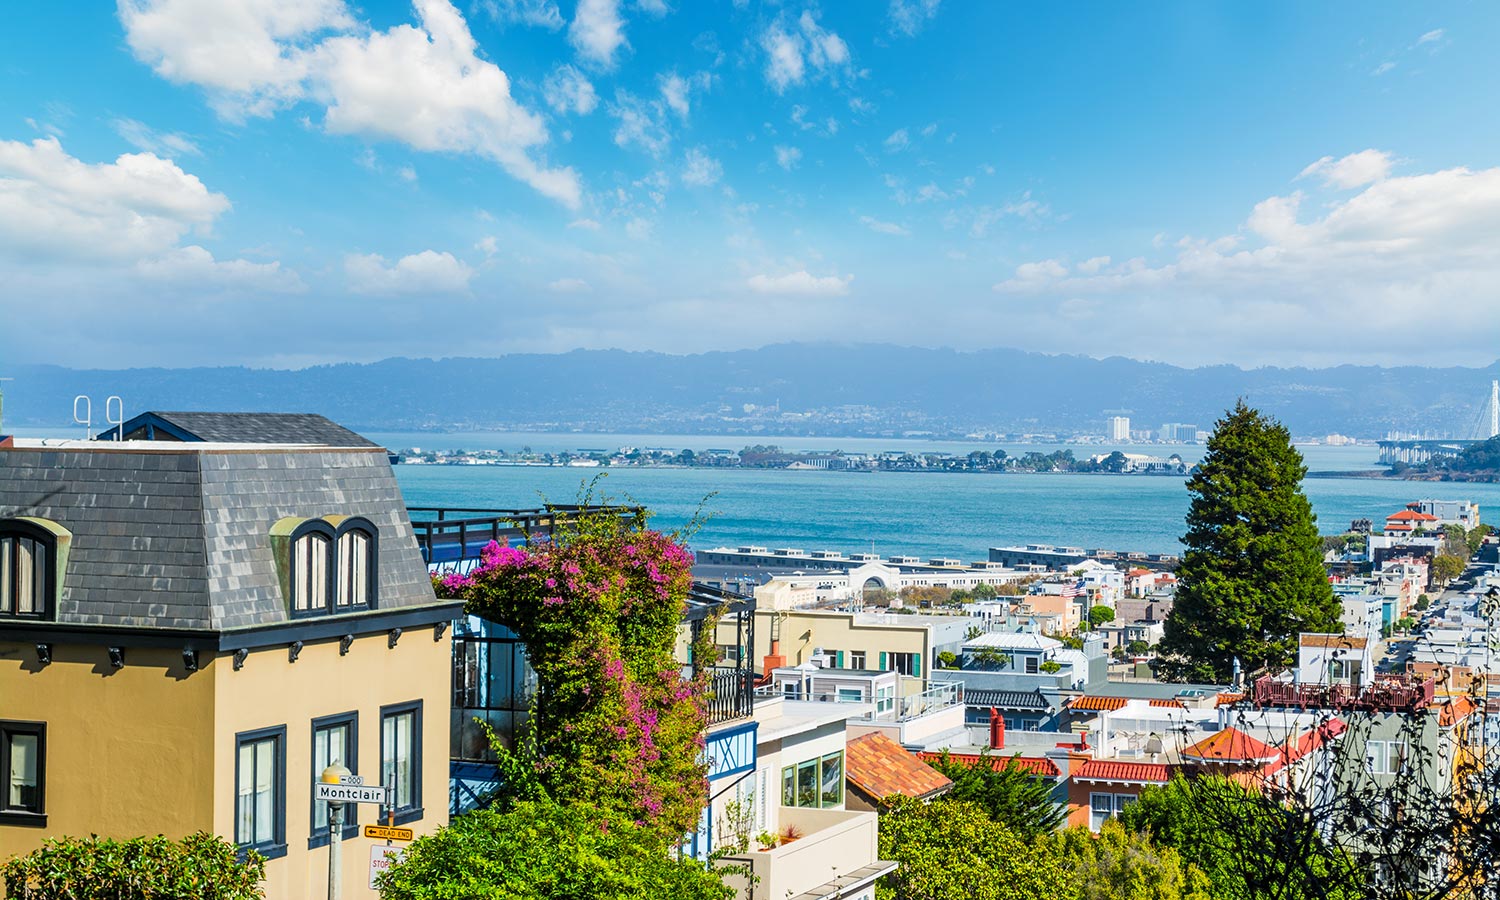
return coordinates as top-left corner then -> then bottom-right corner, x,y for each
704,666 -> 756,726
409,505 -> 643,565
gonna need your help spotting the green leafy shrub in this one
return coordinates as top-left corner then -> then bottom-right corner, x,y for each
377,801 -> 731,900
1,832 -> 264,900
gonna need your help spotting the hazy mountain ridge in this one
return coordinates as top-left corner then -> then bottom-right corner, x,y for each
6,344 -> 1496,440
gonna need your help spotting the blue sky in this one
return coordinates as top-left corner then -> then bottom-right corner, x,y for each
3,1 -> 1499,370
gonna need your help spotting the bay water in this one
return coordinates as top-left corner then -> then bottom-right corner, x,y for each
384,433 -> 1500,560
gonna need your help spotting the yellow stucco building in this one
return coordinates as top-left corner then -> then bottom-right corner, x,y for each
0,412 -> 460,898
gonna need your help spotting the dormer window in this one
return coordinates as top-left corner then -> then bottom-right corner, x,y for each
279,517 -> 377,617
290,524 -> 335,614
334,520 -> 376,610
0,521 -> 58,618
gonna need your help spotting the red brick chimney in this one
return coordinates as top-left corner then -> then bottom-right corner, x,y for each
762,639 -> 787,679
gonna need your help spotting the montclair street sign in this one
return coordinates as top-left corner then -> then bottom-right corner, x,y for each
314,782 -> 390,805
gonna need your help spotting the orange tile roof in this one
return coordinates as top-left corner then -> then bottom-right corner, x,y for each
1069,696 -> 1129,711
1180,727 -> 1280,764
1437,695 -> 1481,728
1149,698 -> 1187,709
1299,634 -> 1369,650
1215,692 -> 1245,707
916,751 -> 1061,778
1072,759 -> 1171,784
846,733 -> 953,802
1387,510 -> 1438,521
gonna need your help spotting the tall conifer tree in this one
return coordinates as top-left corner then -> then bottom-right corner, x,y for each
1157,401 -> 1339,683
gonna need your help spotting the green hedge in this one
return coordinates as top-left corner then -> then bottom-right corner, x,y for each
2,832 -> 264,900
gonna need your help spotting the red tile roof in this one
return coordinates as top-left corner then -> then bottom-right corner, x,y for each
1215,692 -> 1245,707
846,733 -> 953,802
1180,727 -> 1280,764
1069,696 -> 1129,712
917,751 -> 1061,778
1437,695 -> 1481,728
1387,510 -> 1438,522
1072,759 -> 1172,784
1149,698 -> 1187,709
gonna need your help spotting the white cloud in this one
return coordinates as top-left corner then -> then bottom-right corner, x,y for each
1077,255 -> 1110,274
346,249 -> 473,294
135,244 -> 304,290
397,165 -> 417,182
1371,61 -> 1396,76
1297,149 -> 1393,189
547,277 -> 590,292
747,270 -> 852,295
570,0 -> 626,68
475,235 -> 499,255
760,10 -> 851,93
883,128 -> 909,152
988,157 -> 1500,364
568,218 -> 602,229
888,0 -> 940,36
681,147 -> 722,187
774,145 -> 802,170
313,0 -> 579,206
0,137 -> 229,262
1417,28 -> 1444,44
634,0 -> 669,14
859,215 -> 908,236
119,0 -> 579,206
608,90 -> 672,156
475,0 -> 564,29
658,70 -> 710,119
111,118 -> 201,156
625,217 -> 654,240
542,64 -> 597,115
118,0 -> 353,118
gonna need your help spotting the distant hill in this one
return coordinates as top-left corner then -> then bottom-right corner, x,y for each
5,343 -> 1497,440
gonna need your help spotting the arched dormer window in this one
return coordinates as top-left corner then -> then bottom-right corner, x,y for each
333,517 -> 378,611
0,519 -> 68,619
289,521 -> 336,616
272,516 -> 378,617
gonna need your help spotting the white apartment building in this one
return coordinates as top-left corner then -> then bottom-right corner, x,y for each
1107,416 -> 1131,442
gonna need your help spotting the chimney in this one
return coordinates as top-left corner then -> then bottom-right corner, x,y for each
988,708 -> 1006,750
762,639 -> 787,679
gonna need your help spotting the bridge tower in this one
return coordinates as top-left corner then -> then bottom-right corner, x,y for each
1492,380 -> 1498,439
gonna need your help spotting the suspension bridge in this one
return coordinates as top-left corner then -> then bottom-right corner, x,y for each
1377,380 -> 1500,466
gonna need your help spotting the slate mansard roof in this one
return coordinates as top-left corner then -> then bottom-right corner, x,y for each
99,411 -> 380,448
0,435 -> 446,637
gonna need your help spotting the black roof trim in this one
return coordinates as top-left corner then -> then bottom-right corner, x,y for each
99,412 -> 378,447
964,689 -> 1052,711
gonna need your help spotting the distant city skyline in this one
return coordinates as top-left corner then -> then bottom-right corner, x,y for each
3,2 -> 1499,370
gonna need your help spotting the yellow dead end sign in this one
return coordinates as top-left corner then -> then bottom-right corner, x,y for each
364,824 -> 414,842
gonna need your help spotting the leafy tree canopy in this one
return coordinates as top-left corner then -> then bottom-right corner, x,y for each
1088,604 -> 1116,627
926,751 -> 1066,840
1158,401 -> 1339,682
877,797 -> 1074,900
1057,818 -> 1212,900
1118,776 -> 1361,900
378,801 -> 732,900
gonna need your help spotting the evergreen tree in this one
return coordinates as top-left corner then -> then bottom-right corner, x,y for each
1157,401 -> 1338,683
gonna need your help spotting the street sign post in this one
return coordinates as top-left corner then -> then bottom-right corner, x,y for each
315,783 -> 389,805
368,845 -> 405,890
363,825 -> 414,842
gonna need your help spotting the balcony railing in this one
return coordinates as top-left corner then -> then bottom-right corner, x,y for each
753,680 -> 962,722
1252,674 -> 1435,713
409,505 -> 644,568
704,666 -> 756,726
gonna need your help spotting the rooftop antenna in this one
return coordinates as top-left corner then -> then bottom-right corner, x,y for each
105,396 -> 125,442
0,377 -> 12,432
73,395 -> 92,440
